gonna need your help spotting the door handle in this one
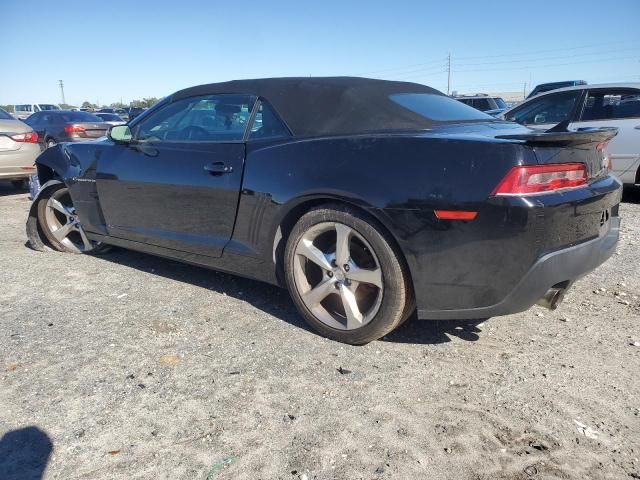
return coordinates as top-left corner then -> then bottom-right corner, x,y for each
634,125 -> 640,130
204,162 -> 233,175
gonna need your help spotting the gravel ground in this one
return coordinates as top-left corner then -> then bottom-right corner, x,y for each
1,184 -> 639,480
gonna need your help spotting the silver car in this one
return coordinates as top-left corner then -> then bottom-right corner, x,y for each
0,108 -> 41,188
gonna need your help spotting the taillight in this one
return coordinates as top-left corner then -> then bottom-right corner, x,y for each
64,125 -> 85,133
10,131 -> 39,143
492,163 -> 588,196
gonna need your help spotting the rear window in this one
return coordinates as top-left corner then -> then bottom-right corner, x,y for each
97,113 -> 122,121
0,108 -> 13,120
39,104 -> 60,111
60,112 -> 103,122
581,90 -> 640,120
390,93 -> 493,121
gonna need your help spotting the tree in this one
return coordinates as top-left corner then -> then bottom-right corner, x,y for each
59,104 -> 77,110
130,97 -> 159,108
110,102 -> 126,108
81,101 -> 97,109
0,104 -> 14,113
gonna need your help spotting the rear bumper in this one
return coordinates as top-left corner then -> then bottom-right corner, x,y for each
417,216 -> 620,320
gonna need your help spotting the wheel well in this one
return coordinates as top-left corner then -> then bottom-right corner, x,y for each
36,164 -> 59,184
273,198 -> 413,292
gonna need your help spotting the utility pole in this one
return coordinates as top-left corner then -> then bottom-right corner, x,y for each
447,53 -> 451,95
58,80 -> 66,105
523,82 -> 527,100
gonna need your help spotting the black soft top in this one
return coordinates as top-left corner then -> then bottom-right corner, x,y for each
171,77 -> 442,137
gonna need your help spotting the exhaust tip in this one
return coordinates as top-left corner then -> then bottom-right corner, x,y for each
536,287 -> 566,310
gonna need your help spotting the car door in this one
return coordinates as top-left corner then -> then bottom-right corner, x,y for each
571,88 -> 640,184
95,93 -> 256,258
504,89 -> 584,131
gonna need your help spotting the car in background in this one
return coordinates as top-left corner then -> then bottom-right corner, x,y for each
0,107 -> 41,189
527,80 -> 587,99
94,113 -> 126,126
12,103 -> 61,121
502,83 -> 640,186
24,110 -> 110,149
127,107 -> 145,121
454,94 -> 507,116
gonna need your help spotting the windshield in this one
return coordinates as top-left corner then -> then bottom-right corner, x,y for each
494,98 -> 507,109
60,112 -> 103,122
390,93 -> 493,122
0,108 -> 14,120
39,104 -> 60,111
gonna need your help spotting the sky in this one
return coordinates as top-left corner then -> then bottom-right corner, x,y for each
2,0 -> 639,106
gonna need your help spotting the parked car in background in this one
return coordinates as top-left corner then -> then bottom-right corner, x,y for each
527,80 -> 587,99
94,113 -> 126,126
26,77 -> 621,344
12,103 -> 61,120
127,107 -> 145,121
502,83 -> 640,186
24,110 -> 110,149
114,108 -> 129,121
454,94 -> 507,116
0,107 -> 41,189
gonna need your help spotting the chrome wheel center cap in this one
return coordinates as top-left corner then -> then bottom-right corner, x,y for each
333,269 -> 346,282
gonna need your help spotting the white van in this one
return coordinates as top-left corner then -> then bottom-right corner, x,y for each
13,104 -> 61,120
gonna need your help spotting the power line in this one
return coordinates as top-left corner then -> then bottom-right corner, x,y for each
453,40 -> 635,60
356,57 -> 447,76
454,55 -> 638,73
454,47 -> 640,67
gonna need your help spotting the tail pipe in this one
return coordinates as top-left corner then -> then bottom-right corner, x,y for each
536,287 -> 567,310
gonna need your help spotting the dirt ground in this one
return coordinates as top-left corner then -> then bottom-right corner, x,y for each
1,183 -> 639,480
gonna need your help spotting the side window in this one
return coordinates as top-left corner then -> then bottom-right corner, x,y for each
581,90 -> 640,121
33,105 -> 40,112
25,112 -> 40,126
474,98 -> 491,111
506,91 -> 580,125
134,94 -> 255,143
248,101 -> 290,140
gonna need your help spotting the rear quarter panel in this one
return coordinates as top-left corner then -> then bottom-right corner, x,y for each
233,133 -> 531,289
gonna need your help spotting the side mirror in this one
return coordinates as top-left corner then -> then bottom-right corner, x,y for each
109,125 -> 132,143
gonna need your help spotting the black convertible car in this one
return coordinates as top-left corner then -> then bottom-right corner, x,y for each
26,77 -> 621,344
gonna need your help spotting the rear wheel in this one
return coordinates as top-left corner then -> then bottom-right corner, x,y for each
285,205 -> 414,344
46,138 -> 56,148
34,184 -> 109,254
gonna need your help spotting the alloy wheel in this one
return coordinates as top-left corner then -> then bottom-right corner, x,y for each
292,222 -> 384,330
42,188 -> 95,253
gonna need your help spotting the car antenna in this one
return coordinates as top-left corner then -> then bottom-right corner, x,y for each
546,118 -> 571,133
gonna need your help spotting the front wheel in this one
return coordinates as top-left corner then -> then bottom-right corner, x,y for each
28,183 -> 109,254
285,205 -> 414,344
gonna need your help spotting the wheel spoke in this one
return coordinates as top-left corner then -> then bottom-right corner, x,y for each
302,279 -> 335,307
346,266 -> 382,288
296,239 -> 332,271
78,227 -> 93,251
339,284 -> 363,329
48,198 -> 72,217
334,224 -> 351,266
51,222 -> 74,242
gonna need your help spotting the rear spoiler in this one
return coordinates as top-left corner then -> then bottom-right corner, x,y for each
495,125 -> 618,146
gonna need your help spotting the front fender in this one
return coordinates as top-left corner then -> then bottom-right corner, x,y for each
35,144 -> 82,184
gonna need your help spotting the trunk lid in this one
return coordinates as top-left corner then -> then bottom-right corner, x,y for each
495,126 -> 618,180
68,122 -> 109,139
0,119 -> 32,152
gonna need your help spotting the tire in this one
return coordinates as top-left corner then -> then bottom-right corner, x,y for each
284,204 -> 414,344
46,138 -> 56,148
11,179 -> 27,190
30,183 -> 110,254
